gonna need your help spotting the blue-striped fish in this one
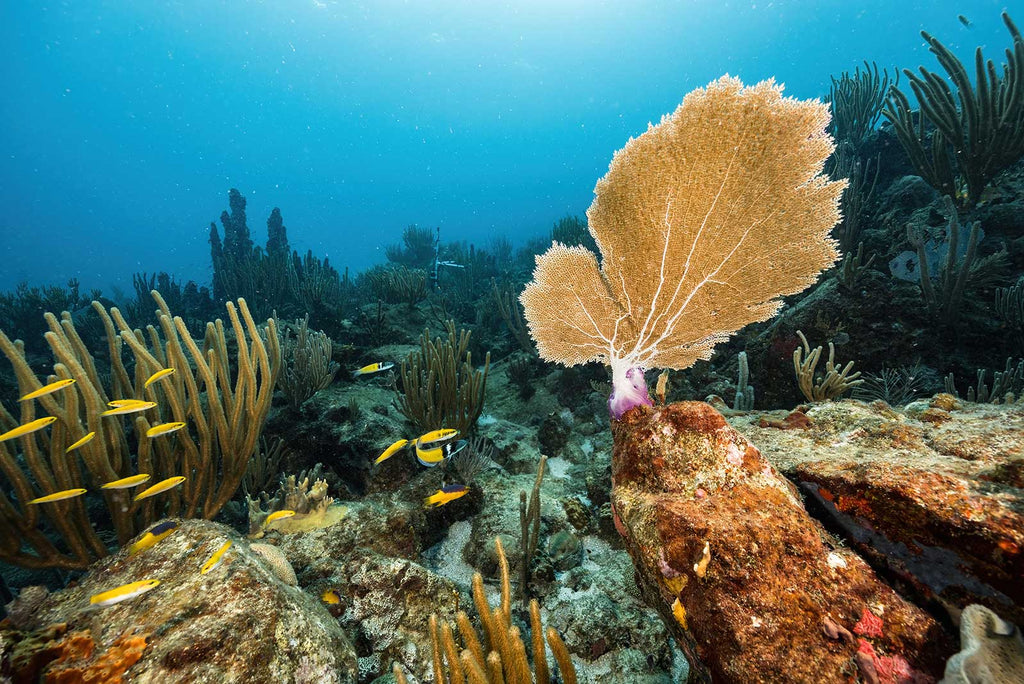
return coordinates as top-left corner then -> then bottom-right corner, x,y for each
129,520 -> 179,555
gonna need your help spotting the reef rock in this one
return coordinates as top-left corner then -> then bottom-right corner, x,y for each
305,551 -> 462,682
0,519 -> 357,683
610,401 -> 952,683
738,397 -> 1024,625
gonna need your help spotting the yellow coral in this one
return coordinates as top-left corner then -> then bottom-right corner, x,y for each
521,76 -> 844,390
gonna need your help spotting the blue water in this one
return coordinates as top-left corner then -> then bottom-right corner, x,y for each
0,0 -> 1009,292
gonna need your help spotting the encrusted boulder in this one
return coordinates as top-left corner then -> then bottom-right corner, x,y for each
303,551 -> 461,682
610,401 -> 953,683
736,397 -> 1024,624
0,519 -> 357,683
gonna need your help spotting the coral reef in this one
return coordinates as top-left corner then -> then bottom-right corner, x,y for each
0,280 -> 103,356
883,11 -> 1024,206
0,291 -> 280,569
792,330 -> 863,401
277,314 -> 340,411
6,14 -> 1024,682
827,61 -> 896,153
247,464 -> 347,538
417,538 -> 578,684
941,604 -> 1024,683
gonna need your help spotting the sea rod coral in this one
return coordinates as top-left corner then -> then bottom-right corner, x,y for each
0,291 -> 280,569
520,75 -> 845,419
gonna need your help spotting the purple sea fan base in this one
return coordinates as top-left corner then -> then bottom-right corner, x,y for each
608,366 -> 653,420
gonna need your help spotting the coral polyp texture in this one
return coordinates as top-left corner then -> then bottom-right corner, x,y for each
520,76 -> 845,417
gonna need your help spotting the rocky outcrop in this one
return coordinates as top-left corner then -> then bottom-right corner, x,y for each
610,401 -> 954,683
738,396 -> 1024,625
1,519 -> 357,683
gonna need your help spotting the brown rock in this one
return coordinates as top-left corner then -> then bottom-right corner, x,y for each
1,519 -> 357,683
918,407 -> 952,425
610,401 -> 952,683
797,460 -> 1024,624
758,407 -> 813,430
735,398 -> 1024,624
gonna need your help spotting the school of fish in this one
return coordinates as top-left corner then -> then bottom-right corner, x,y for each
13,361 -> 481,612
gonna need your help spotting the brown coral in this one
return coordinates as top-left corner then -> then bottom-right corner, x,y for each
521,76 -> 845,387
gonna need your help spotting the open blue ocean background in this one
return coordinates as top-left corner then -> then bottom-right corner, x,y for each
0,0 -> 1009,292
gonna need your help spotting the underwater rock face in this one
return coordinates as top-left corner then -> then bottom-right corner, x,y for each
0,519 -> 357,683
610,401 -> 952,683
740,397 -> 1024,626
309,551 -> 462,682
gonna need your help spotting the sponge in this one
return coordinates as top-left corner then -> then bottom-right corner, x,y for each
942,604 -> 1024,683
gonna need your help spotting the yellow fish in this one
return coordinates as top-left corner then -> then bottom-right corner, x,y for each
0,416 -> 57,443
424,484 -> 469,508
101,402 -> 157,417
133,476 -> 186,501
374,438 -> 410,465
322,589 -> 341,605
264,509 -> 296,525
128,520 -> 178,555
200,540 -> 233,574
65,431 -> 96,453
416,428 -> 459,445
146,422 -> 186,438
144,368 -> 175,388
27,488 -> 87,504
107,399 -> 149,407
89,579 -> 160,606
19,378 -> 76,402
415,438 -> 467,468
352,362 -> 394,377
101,474 -> 151,490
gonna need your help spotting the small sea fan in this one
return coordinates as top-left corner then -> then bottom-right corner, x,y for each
854,362 -> 924,406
